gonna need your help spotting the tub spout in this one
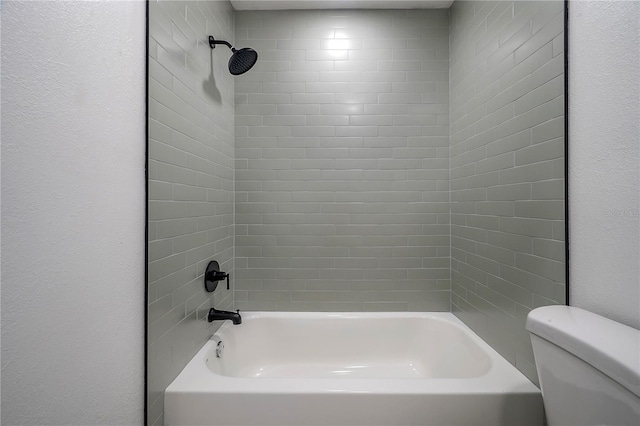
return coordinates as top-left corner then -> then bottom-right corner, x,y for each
208,308 -> 242,325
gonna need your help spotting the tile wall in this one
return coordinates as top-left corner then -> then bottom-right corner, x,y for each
146,3 -> 567,421
234,9 -> 452,311
147,1 -> 235,424
449,0 -> 565,383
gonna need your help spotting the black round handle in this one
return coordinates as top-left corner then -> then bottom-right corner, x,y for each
204,261 -> 220,292
204,260 -> 230,292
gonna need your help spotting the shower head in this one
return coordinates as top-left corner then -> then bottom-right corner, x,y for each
228,48 -> 258,76
209,36 -> 258,76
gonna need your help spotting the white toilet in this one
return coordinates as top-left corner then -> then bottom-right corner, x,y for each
527,305 -> 640,426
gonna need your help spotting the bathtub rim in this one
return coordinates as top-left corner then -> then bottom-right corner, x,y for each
165,311 -> 540,396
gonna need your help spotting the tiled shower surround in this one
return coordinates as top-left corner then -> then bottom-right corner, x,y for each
147,1 -> 565,423
449,1 -> 565,383
147,1 -> 235,423
234,9 -> 452,311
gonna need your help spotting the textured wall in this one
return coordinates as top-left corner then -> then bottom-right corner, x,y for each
449,0 -> 565,384
234,9 -> 451,311
569,0 -> 640,329
147,1 -> 235,424
1,1 -> 145,424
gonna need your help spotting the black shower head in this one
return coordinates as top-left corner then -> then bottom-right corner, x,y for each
229,48 -> 258,76
209,36 -> 258,76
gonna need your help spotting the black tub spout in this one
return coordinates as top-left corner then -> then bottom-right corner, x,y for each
207,308 -> 242,325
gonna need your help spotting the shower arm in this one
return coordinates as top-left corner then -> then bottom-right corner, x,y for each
209,36 -> 234,51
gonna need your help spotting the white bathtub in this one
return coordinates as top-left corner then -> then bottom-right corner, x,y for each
165,312 -> 542,425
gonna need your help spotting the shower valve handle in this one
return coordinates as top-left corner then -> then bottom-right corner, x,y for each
208,270 -> 229,286
204,261 -> 230,292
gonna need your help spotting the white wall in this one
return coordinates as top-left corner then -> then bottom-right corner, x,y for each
1,1 -> 146,424
569,0 -> 640,329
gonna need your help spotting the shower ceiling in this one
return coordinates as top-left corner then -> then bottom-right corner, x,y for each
231,0 -> 453,10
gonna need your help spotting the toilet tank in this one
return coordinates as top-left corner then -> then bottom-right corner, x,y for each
527,306 -> 640,426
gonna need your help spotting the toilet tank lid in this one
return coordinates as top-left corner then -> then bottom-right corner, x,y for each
527,305 -> 640,398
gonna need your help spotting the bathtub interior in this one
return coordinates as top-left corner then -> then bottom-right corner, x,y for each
207,313 -> 493,379
165,312 -> 544,426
